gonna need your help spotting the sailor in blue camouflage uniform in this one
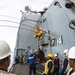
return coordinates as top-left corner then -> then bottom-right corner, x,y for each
28,53 -> 36,75
60,49 -> 70,75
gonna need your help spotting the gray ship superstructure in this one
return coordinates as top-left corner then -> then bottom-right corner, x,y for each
15,0 -> 75,62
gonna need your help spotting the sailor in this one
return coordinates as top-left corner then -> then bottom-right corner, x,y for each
67,46 -> 75,75
53,54 -> 60,75
60,49 -> 70,75
42,53 -> 54,75
28,53 -> 36,75
0,40 -> 16,75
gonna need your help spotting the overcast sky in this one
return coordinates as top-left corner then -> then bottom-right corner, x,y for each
0,0 -> 54,52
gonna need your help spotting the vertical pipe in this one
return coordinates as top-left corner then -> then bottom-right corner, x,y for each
48,30 -> 52,53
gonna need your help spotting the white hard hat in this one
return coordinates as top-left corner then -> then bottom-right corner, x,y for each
0,40 -> 12,60
35,49 -> 38,52
64,49 -> 68,54
68,46 -> 75,59
54,54 -> 57,57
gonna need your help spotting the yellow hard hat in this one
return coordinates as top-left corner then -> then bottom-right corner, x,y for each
47,53 -> 53,58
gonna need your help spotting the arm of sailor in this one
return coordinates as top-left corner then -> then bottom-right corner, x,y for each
60,58 -> 68,75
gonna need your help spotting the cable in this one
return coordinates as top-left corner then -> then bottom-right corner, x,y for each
21,20 -> 36,26
0,25 -> 18,29
0,19 -> 35,29
0,25 -> 35,32
0,19 -> 19,24
27,21 -> 36,25
0,15 -> 37,27
0,15 -> 20,20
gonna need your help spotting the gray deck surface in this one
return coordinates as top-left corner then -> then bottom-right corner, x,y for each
12,63 -> 44,75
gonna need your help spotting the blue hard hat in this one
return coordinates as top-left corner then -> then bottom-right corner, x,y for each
29,53 -> 33,57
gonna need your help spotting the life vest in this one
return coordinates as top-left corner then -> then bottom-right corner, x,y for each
67,68 -> 73,75
44,59 -> 54,74
22,57 -> 24,61
54,58 -> 60,66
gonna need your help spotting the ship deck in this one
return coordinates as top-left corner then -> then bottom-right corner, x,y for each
12,63 -> 44,75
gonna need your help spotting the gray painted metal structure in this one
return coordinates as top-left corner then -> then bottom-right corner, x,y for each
15,0 -> 75,61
